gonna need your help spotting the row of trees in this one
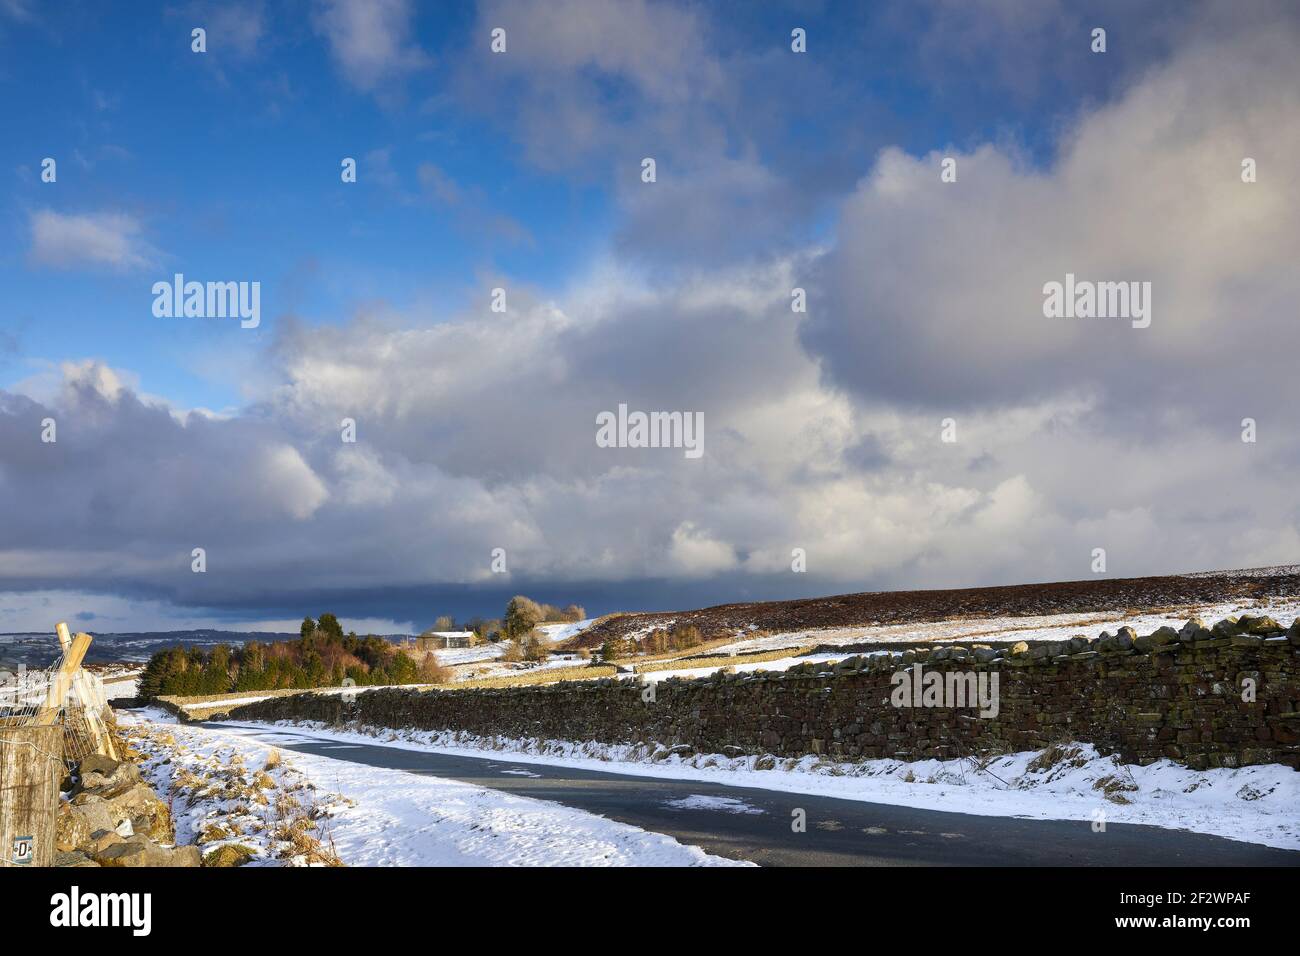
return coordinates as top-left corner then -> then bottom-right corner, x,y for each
138,613 -> 446,698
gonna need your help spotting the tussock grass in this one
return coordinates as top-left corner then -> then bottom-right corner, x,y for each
125,722 -> 346,867
449,664 -> 617,690
608,636 -> 738,665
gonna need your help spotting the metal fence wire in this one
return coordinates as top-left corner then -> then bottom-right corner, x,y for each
0,652 -> 111,767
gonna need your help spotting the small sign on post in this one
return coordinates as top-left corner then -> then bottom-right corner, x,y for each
11,835 -> 34,865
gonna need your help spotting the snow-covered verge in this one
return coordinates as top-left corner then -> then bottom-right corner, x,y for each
118,709 -> 747,867
226,718 -> 1300,852
118,709 -> 348,866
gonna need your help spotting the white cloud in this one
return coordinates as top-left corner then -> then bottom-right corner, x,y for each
28,210 -> 156,271
334,446 -> 398,507
313,0 -> 429,93
209,1 -> 265,58
3,5 -> 1299,629
256,445 -> 329,520
669,522 -> 738,576
802,16 -> 1300,417
464,0 -> 726,172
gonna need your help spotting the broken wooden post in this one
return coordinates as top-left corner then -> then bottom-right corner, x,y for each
34,632 -> 90,729
75,670 -> 116,760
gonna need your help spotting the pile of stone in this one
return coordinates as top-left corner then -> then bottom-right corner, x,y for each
54,754 -> 199,867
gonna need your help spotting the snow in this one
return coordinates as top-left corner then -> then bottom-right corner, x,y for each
1186,565 -> 1300,579
664,795 -> 764,814
433,644 -> 506,666
117,709 -> 747,867
451,652 -> 592,683
102,674 -> 140,699
641,651 -> 863,683
705,598 -> 1300,658
173,681 -> 445,715
428,619 -> 596,669
230,719 -> 1300,851
536,619 -> 598,643
182,694 -> 278,709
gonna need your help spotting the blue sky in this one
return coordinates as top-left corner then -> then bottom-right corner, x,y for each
0,0 -> 1160,410
0,1 -> 1296,634
2,3 -> 619,411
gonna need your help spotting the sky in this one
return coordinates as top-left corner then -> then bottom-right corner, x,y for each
0,0 -> 1297,635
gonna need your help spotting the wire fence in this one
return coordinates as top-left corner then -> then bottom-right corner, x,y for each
0,650 -> 113,767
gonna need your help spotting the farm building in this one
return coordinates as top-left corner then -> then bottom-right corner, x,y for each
415,631 -> 475,653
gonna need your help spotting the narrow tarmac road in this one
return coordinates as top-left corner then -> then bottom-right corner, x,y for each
198,720 -> 1300,867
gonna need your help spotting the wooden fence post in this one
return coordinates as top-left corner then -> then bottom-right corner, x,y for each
0,724 -> 62,867
34,632 -> 90,728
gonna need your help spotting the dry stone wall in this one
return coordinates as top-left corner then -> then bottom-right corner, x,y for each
228,621 -> 1300,771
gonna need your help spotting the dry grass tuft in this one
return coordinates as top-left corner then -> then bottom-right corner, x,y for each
635,645 -> 815,674
452,664 -> 617,690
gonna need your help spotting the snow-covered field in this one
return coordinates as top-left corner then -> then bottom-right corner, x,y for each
230,718 -> 1300,852
422,599 -> 1300,688
704,597 -> 1300,659
432,644 -> 505,666
119,709 -> 747,867
447,652 -> 592,682
537,619 -> 597,642
101,670 -> 142,699
640,651 -> 860,682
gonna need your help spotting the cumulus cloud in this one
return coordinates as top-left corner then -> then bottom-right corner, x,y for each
313,0 -> 429,93
800,13 -> 1300,429
613,155 -> 811,267
3,3 -> 1298,630
4,253 -> 1296,626
28,210 -> 157,271
469,0 -> 725,170
669,522 -> 738,576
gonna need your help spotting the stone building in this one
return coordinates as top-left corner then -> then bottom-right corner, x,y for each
415,631 -> 475,654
